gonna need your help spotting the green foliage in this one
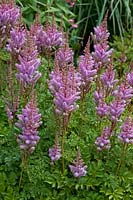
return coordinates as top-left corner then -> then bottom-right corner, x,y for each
110,30 -> 133,77
16,0 -> 75,28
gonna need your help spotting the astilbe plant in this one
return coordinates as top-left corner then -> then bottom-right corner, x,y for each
7,24 -> 26,56
48,56 -> 81,173
30,14 -> 45,53
95,127 -> 111,151
43,20 -> 63,50
0,0 -> 20,46
49,135 -> 61,163
69,148 -> 87,178
49,57 -> 81,117
92,13 -> 113,70
16,98 -> 42,154
57,42 -> 73,67
15,34 -> 41,88
118,117 -> 133,144
79,38 -> 97,94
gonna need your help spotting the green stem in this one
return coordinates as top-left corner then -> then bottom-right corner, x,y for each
61,116 -> 67,174
19,153 -> 25,190
79,90 -> 85,138
116,143 -> 128,175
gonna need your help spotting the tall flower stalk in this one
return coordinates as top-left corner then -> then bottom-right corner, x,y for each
16,96 -> 42,188
48,56 -> 81,173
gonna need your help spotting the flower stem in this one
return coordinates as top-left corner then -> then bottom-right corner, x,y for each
116,143 -> 128,175
61,116 -> 67,174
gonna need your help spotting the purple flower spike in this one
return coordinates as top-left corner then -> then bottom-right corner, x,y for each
92,43 -> 113,69
96,100 -> 109,118
118,117 -> 133,144
79,39 -> 97,89
127,72 -> 133,87
15,35 -> 41,87
95,127 -> 111,151
16,99 -> 42,154
0,0 -> 20,42
42,19 -> 63,49
7,26 -> 26,55
49,145 -> 61,162
93,13 -> 109,43
109,98 -> 126,122
69,148 -> 87,178
57,43 -> 73,67
30,14 -> 45,52
100,64 -> 118,88
49,57 -> 81,116
92,13 -> 113,69
94,90 -> 104,106
6,106 -> 13,121
113,82 -> 133,104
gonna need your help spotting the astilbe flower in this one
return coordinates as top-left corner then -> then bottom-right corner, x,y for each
100,64 -> 118,89
30,14 -> 44,52
54,67 -> 81,115
96,100 -> 109,118
79,38 -> 97,90
57,43 -> 73,67
92,14 -> 113,69
118,117 -> 133,144
15,34 -> 41,87
7,25 -> 26,55
6,106 -> 13,120
49,58 -> 81,116
42,19 -> 63,50
109,97 -> 126,122
92,43 -> 113,69
95,127 -> 111,151
49,138 -> 61,162
94,90 -> 104,106
113,82 -> 133,104
16,99 -> 42,154
126,70 -> 133,87
69,148 -> 87,178
0,0 -> 20,43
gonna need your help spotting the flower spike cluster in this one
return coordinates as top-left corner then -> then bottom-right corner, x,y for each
30,16 -> 63,52
57,43 -> 73,67
16,34 -> 41,87
49,57 -> 81,116
118,117 -> 133,144
43,21 -> 63,50
100,64 -> 118,89
0,0 -> 20,44
16,99 -> 42,154
7,25 -> 26,55
92,13 -> 113,69
69,148 -> 87,178
79,38 -> 97,92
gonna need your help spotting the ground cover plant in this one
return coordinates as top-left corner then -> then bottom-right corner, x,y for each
0,0 -> 133,199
